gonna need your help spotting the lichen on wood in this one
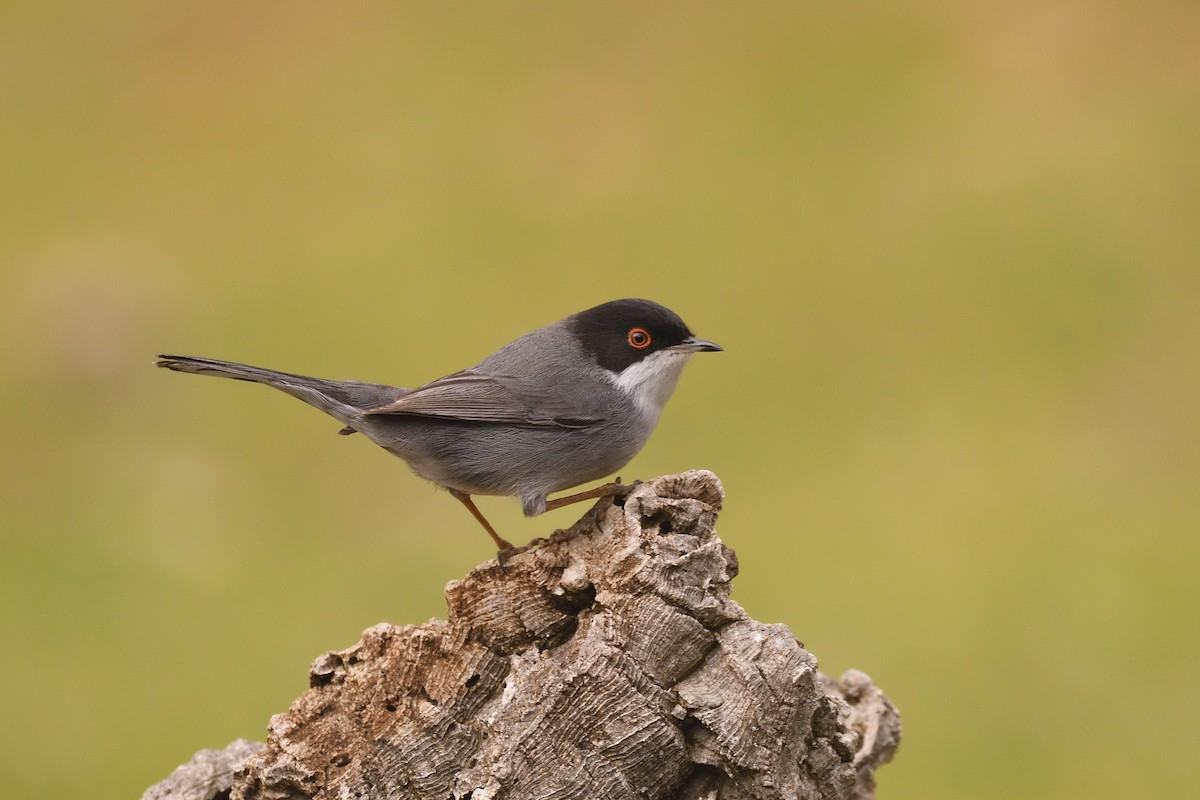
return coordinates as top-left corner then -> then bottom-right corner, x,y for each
143,471 -> 900,800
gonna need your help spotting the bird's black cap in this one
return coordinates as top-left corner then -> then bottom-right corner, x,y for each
569,298 -> 700,373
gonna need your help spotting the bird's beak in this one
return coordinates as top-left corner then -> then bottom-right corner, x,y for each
670,336 -> 723,353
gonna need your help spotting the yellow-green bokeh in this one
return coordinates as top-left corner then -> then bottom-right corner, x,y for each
2,3 -> 1197,798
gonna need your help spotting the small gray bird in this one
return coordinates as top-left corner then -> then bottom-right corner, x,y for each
156,298 -> 721,550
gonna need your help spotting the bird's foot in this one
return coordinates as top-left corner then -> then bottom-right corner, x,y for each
542,479 -> 640,513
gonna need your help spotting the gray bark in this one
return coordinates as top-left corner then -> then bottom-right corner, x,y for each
142,739 -> 264,800
143,471 -> 900,800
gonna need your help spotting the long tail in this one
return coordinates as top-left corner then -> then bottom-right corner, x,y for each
155,355 -> 403,431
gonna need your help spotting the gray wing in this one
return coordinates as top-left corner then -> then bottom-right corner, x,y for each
362,370 -> 602,429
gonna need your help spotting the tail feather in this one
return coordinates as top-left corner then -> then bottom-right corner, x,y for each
155,354 -> 404,429
155,355 -> 299,383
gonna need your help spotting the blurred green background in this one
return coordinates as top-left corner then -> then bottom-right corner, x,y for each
2,2 -> 1197,798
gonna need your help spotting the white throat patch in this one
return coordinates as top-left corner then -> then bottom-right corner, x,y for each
607,350 -> 693,422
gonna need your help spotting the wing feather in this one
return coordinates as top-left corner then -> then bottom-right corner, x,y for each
363,370 -> 601,428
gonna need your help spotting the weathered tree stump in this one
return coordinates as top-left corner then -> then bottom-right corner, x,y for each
143,471 -> 900,800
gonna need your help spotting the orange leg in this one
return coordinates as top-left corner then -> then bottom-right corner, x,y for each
542,481 -> 631,513
449,489 -> 513,551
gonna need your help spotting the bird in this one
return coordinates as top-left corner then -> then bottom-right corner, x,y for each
156,298 -> 721,550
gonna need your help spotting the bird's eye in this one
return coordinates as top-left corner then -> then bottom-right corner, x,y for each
627,327 -> 652,349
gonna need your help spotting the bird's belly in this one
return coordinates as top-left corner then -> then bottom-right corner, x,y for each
359,416 -> 650,498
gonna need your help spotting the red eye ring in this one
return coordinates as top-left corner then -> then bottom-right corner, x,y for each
627,327 -> 652,349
